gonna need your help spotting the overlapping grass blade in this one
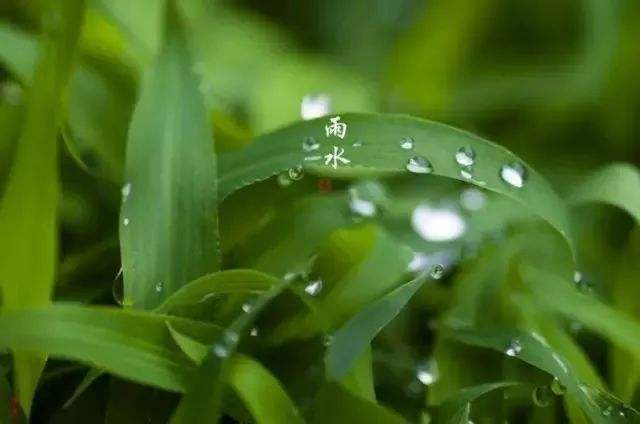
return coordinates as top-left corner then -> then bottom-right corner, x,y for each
432,382 -> 520,423
0,0 -> 84,412
0,304 -> 219,392
120,1 -> 219,309
570,162 -> 640,222
219,113 -> 574,254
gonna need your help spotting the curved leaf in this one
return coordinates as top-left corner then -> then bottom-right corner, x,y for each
570,163 -> 640,222
219,113 -> 574,254
0,304 -> 220,392
434,382 -> 520,423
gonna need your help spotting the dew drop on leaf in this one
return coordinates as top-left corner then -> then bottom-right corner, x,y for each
250,327 -> 259,337
154,281 -> 163,293
304,279 -> 323,296
399,136 -> 415,150
550,377 -> 566,395
416,359 -> 439,385
352,139 -> 364,147
406,156 -> 433,174
288,165 -> 304,181
123,217 -> 130,226
505,338 -> 522,357
532,386 -> 552,407
121,182 -> 131,201
500,162 -> 527,188
455,146 -> 476,166
213,343 -> 229,358
460,165 -> 474,180
302,136 -> 320,152
241,302 -> 253,313
429,264 -> 445,280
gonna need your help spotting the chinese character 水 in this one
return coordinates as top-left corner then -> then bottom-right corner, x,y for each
324,146 -> 351,169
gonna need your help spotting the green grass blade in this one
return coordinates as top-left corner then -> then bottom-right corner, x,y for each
0,0 -> 85,412
120,2 -> 219,309
0,304 -> 220,392
570,162 -> 640,222
156,269 -> 280,314
219,113 -> 574,254
433,382 -> 520,423
325,274 -> 426,380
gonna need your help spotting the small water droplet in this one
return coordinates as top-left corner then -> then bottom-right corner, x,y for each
304,279 -> 323,296
300,94 -> 331,120
213,343 -> 229,358
416,359 -> 439,385
352,139 -> 364,148
429,264 -> 445,280
224,330 -> 239,346
460,188 -> 486,211
288,166 -> 304,181
460,165 -> 474,180
499,162 -> 527,188
302,137 -> 320,152
323,334 -> 334,347
603,406 -> 613,417
277,173 -> 292,186
348,181 -> 386,218
455,146 -> 476,166
123,217 -> 130,226
550,378 -> 566,395
250,327 -> 259,337
121,183 -> 131,200
505,338 -> 522,357
532,386 -> 552,407
400,136 -> 415,150
155,281 -> 163,293
406,156 -> 433,174
573,271 -> 591,292
241,302 -> 253,313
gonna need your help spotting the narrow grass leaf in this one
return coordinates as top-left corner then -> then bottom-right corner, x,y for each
325,274 -> 426,380
120,2 -> 219,309
433,382 -> 520,423
0,0 -> 84,412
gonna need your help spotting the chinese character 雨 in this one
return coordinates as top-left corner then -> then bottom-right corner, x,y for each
324,146 -> 351,169
325,116 -> 347,139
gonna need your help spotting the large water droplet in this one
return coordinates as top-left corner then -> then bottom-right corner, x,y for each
455,146 -> 476,166
505,338 -> 522,357
532,386 -> 552,407
406,156 -> 433,174
500,162 -> 527,188
416,359 -> 439,385
460,165 -> 474,180
288,165 -> 304,181
429,264 -> 445,280
550,378 -> 566,395
411,204 -> 466,242
300,94 -> 331,120
460,187 -> 486,211
302,137 -> 320,152
400,136 -> 415,150
155,281 -> 163,293
121,183 -> 131,201
304,279 -> 323,296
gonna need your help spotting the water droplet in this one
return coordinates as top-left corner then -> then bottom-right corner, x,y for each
455,146 -> 476,166
302,137 -> 320,152
499,162 -> 527,188
411,204 -> 466,242
429,264 -> 445,280
400,136 -> 415,150
348,181 -> 386,218
532,386 -> 552,407
121,183 -> 131,201
323,334 -> 334,347
241,302 -> 253,313
155,281 -> 163,293
300,94 -> 331,120
288,166 -> 304,181
277,173 -> 292,187
603,406 -> 613,417
123,217 -> 130,226
550,378 -> 566,395
352,139 -> 364,148
250,327 -> 259,337
460,165 -> 474,180
304,279 -> 323,296
460,188 -> 486,211
416,359 -> 439,385
213,343 -> 229,358
573,271 -> 591,292
406,156 -> 433,174
505,338 -> 522,357
224,330 -> 239,345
